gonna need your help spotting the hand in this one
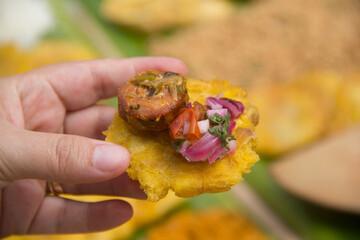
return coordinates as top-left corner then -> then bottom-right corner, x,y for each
0,57 -> 187,237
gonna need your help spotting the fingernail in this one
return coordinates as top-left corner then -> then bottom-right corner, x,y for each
94,145 -> 129,172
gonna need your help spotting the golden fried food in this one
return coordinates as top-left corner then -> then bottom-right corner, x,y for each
148,208 -> 268,240
0,45 -> 30,77
27,40 -> 97,69
118,70 -> 188,131
250,81 -> 330,156
247,71 -> 360,156
100,0 -> 234,32
293,72 -> 342,105
330,74 -> 360,131
0,40 -> 97,77
105,78 -> 259,202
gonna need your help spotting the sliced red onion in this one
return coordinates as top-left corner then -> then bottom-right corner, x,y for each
206,97 -> 223,110
208,146 -> 224,164
227,140 -> 237,155
207,109 -> 228,117
227,121 -> 236,134
228,99 -> 245,115
208,139 -> 237,164
232,100 -> 245,115
181,132 -> 237,164
175,96 -> 247,164
217,98 -> 244,119
197,119 -> 209,134
205,97 -> 244,119
183,121 -> 190,135
216,99 -> 238,118
178,140 -> 190,154
182,132 -> 220,162
216,94 -> 224,99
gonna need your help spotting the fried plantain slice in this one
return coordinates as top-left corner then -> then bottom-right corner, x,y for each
104,79 -> 259,201
100,0 -> 234,32
148,208 -> 268,240
330,74 -> 360,132
249,80 -> 331,156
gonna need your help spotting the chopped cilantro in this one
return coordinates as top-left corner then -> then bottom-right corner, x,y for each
209,147 -> 218,159
208,113 -> 236,150
208,113 -> 225,124
173,139 -> 185,152
148,88 -> 156,97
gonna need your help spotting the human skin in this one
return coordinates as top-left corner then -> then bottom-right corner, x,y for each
0,57 -> 187,237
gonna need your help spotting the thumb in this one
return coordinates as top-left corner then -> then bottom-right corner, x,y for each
0,124 -> 130,184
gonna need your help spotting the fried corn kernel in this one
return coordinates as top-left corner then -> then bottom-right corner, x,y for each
105,79 -> 259,201
148,209 -> 268,240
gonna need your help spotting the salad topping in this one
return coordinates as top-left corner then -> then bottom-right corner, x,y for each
169,96 -> 245,164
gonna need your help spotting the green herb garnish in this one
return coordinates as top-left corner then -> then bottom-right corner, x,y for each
208,113 -> 236,150
207,113 -> 225,124
136,74 -> 156,81
148,88 -> 156,97
173,139 -> 186,152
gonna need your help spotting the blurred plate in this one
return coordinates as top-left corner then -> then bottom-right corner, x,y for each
270,126 -> 360,214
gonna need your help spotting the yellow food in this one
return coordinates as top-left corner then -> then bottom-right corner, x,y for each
330,74 -> 360,131
148,208 -> 268,240
250,80 -> 331,156
27,40 -> 97,70
100,0 -> 234,32
0,40 -> 97,77
105,79 -> 259,201
250,71 -> 360,156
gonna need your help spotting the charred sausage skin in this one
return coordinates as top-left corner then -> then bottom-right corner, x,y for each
118,70 -> 189,131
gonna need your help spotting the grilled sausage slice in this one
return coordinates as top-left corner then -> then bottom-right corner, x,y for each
118,70 -> 189,131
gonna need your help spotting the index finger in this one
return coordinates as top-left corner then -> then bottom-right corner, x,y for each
22,57 -> 188,111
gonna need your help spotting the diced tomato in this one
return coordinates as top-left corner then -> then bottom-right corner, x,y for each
169,107 -> 202,144
193,101 -> 207,120
179,108 -> 188,115
169,114 -> 184,139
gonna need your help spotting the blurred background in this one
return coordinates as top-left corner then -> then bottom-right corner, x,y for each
1,0 -> 360,239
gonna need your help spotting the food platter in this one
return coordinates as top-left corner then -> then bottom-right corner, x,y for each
2,0 -> 360,239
